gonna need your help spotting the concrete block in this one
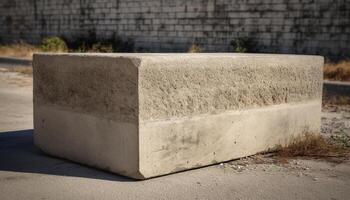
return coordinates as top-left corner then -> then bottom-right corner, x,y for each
33,53 -> 323,179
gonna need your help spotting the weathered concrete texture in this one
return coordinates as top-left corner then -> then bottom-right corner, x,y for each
139,54 -> 322,121
33,53 -> 323,179
34,55 -> 139,122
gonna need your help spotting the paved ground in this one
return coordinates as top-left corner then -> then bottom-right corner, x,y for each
0,70 -> 349,200
0,69 -> 32,131
0,56 -> 32,69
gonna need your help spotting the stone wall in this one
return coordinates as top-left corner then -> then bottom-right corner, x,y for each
0,0 -> 349,59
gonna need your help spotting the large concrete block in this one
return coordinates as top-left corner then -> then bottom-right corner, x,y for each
33,53 -> 323,179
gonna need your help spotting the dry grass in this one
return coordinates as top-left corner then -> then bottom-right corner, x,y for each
2,66 -> 33,76
324,60 -> 350,81
274,133 -> 348,159
0,42 -> 41,59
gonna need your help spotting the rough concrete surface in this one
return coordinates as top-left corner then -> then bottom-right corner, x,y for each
0,69 -> 349,200
138,54 -> 322,120
33,53 -> 323,179
34,55 -> 139,122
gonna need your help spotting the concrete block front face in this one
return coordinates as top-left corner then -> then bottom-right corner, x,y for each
33,53 -> 324,179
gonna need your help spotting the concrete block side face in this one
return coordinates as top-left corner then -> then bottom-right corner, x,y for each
137,54 -> 323,178
139,101 -> 321,178
33,54 -> 142,178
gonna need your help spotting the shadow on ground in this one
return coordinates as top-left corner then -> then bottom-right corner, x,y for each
0,130 -> 133,182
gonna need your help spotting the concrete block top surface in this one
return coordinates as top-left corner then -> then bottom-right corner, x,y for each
34,53 -> 323,122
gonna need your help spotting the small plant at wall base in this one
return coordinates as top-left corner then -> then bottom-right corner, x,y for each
41,36 -> 68,52
188,44 -> 204,53
89,43 -> 113,53
66,32 -> 134,53
230,37 -> 254,53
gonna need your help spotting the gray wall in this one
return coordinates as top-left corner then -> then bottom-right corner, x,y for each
0,0 -> 349,59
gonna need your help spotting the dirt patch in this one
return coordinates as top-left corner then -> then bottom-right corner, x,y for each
323,95 -> 350,106
222,154 -> 311,174
322,104 -> 350,149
